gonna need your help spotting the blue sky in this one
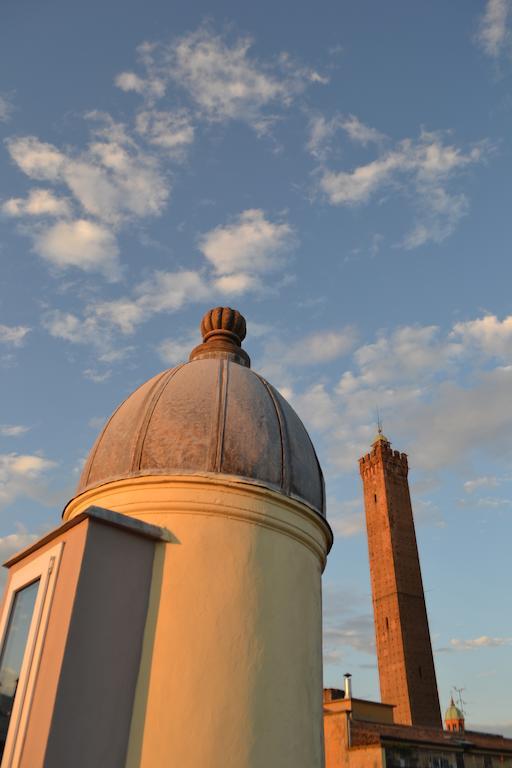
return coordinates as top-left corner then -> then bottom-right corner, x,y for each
1,0 -> 511,731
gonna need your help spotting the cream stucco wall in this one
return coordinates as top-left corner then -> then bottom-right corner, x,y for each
64,475 -> 332,768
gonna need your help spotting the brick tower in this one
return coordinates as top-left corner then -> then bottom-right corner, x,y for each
359,431 -> 441,728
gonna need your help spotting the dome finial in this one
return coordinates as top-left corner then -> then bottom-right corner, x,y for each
189,307 -> 251,367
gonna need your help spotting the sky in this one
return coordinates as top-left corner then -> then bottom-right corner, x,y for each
1,0 -> 511,732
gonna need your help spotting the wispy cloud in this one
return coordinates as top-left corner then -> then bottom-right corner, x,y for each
135,109 -> 194,158
116,25 -> 326,134
276,312 -> 512,479
449,636 -> 512,651
307,113 -> 384,161
464,475 -> 498,494
0,530 -> 39,561
0,425 -> 30,437
0,453 -> 57,508
0,324 -> 30,347
43,269 -> 209,349
339,114 -> 386,146
476,0 -> 511,58
312,123 -> 485,248
2,189 -> 71,218
0,94 -> 14,123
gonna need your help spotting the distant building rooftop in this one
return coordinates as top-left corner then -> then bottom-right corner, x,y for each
350,719 -> 512,754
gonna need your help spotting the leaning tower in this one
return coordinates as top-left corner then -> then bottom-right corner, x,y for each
359,430 -> 441,728
64,307 -> 332,767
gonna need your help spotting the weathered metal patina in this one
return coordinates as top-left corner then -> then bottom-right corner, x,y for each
77,307 -> 325,516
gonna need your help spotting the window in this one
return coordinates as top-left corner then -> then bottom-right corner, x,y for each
374,493 -> 377,503
0,581 -> 40,760
0,542 -> 62,768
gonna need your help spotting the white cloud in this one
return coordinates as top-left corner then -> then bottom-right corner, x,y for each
320,134 -> 481,205
409,367 -> 512,472
452,314 -> 512,361
351,324 -> 462,387
0,530 -> 39,562
135,109 -> 194,157
340,114 -> 385,146
41,206 -> 290,359
287,330 -> 357,366
464,475 -> 498,494
43,310 -> 98,345
199,209 -> 295,291
450,636 -> 512,651
0,453 -> 57,508
163,29 -> 296,123
307,113 -> 384,160
317,128 -> 484,248
116,71 -> 154,95
476,0 -> 510,57
83,368 -> 112,383
35,219 -> 121,281
6,136 -> 64,180
2,189 -> 71,218
5,115 -> 171,278
116,27 -> 325,132
278,312 -> 512,479
91,299 -> 145,335
0,324 -> 30,347
257,327 -> 357,392
44,269 -> 209,349
213,273 -> 264,295
0,425 -> 30,437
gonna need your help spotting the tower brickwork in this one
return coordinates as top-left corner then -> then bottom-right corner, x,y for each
359,435 -> 441,728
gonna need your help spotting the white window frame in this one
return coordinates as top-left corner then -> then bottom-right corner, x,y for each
0,542 -> 63,768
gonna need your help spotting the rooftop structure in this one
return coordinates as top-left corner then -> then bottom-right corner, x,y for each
74,305 -> 325,517
0,307 -> 332,768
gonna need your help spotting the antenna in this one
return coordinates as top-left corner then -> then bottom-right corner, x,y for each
376,406 -> 383,435
451,686 -> 467,717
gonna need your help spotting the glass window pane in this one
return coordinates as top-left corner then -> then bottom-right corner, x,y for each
0,580 -> 40,760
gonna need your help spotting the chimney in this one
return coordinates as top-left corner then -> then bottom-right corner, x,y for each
344,673 -> 352,699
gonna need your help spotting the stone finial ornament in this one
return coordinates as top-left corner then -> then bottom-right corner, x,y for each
190,306 -> 251,367
200,306 -> 247,344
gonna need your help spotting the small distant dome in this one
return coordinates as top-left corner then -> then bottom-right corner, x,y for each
445,699 -> 464,721
72,307 -> 325,516
372,425 -> 389,445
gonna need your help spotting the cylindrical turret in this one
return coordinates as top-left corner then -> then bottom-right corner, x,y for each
64,307 -> 332,768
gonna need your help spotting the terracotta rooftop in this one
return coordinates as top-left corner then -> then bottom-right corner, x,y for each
70,307 -> 326,517
350,719 -> 512,754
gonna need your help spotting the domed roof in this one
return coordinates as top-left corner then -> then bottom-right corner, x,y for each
445,698 -> 464,720
75,307 -> 325,516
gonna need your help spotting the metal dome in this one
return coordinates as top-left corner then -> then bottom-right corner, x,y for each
75,308 -> 325,516
445,699 -> 464,721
